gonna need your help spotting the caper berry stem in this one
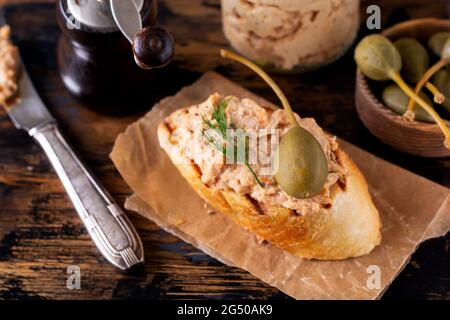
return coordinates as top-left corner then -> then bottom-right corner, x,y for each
390,72 -> 450,148
425,82 -> 445,104
220,49 -> 299,127
407,59 -> 447,112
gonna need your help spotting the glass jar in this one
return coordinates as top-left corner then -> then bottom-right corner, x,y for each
221,0 -> 360,72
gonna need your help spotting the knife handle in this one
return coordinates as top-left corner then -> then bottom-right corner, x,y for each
30,122 -> 144,270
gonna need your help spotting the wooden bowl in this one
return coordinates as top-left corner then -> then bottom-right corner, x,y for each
355,18 -> 450,157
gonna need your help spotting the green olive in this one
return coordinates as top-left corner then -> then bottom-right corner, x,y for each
274,126 -> 328,199
394,38 -> 429,83
354,34 -> 402,81
432,69 -> 450,114
428,32 -> 450,57
382,84 -> 434,123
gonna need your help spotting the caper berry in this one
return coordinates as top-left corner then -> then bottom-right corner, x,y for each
432,69 -> 450,114
407,34 -> 450,118
274,126 -> 328,199
354,34 -> 402,81
441,37 -> 450,61
221,49 -> 329,199
428,32 -> 450,57
355,34 -> 450,147
394,38 -> 429,83
382,84 -> 434,123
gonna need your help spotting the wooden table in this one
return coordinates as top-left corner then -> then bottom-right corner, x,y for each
0,0 -> 449,300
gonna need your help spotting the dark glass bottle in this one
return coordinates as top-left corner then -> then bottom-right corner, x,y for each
56,0 -> 161,115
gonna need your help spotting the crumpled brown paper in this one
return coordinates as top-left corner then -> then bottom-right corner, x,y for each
111,72 -> 450,300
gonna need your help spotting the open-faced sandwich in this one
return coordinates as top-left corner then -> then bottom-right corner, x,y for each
158,50 -> 381,260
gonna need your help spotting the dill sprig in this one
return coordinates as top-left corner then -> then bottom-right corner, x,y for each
202,99 -> 265,188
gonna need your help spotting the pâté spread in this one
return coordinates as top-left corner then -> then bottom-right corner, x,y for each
0,25 -> 20,108
166,94 -> 346,216
222,0 -> 360,71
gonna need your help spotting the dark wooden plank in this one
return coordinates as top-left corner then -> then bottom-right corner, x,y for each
0,0 -> 448,300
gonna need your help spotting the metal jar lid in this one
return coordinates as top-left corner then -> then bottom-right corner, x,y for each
67,0 -> 144,29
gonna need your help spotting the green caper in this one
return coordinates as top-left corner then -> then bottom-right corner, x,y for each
354,34 -> 402,81
382,84 -> 434,123
274,126 -> 328,199
394,38 -> 429,83
428,32 -> 450,57
432,69 -> 450,114
221,49 -> 328,199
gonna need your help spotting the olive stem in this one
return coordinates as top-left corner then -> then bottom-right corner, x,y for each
425,82 -> 445,104
390,72 -> 450,148
406,59 -> 447,112
220,49 -> 299,127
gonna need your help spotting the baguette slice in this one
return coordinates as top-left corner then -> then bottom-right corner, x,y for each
158,96 -> 381,260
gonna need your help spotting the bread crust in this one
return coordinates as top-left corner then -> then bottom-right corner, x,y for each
158,104 -> 381,260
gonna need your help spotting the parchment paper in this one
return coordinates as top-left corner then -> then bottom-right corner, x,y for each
111,72 -> 450,300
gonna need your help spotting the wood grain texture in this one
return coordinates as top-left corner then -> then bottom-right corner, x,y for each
0,0 -> 449,300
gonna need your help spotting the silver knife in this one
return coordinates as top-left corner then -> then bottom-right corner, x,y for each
4,60 -> 144,270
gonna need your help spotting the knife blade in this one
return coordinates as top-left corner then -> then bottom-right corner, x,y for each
3,58 -> 144,270
7,66 -> 54,131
